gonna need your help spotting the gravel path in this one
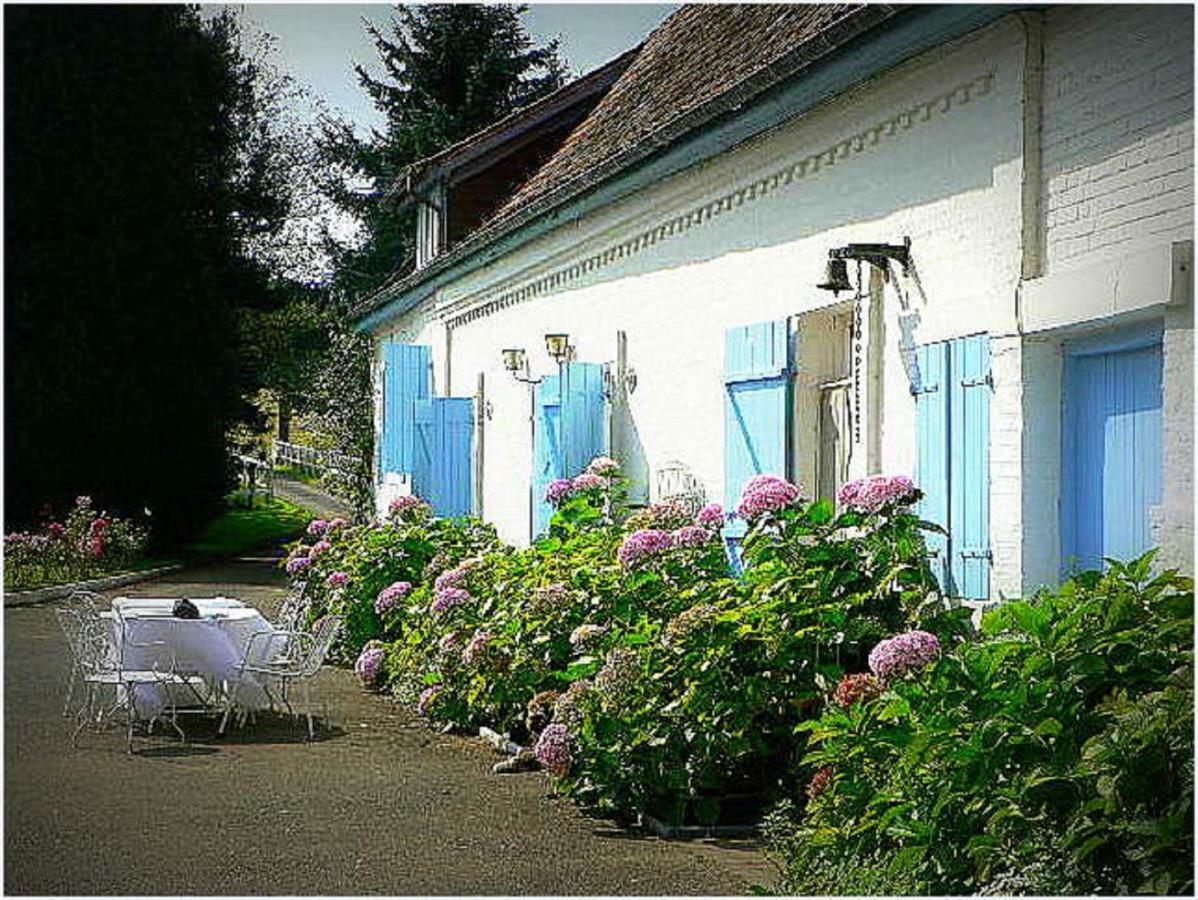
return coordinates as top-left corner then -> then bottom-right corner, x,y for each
4,558 -> 772,895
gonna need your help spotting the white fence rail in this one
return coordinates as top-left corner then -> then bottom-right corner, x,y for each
273,440 -> 362,478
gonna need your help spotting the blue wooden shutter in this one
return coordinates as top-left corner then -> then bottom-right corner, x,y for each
1062,340 -> 1162,573
413,397 -> 474,518
382,341 -> 432,477
915,342 -> 951,592
562,362 -> 608,476
723,319 -> 792,565
949,334 -> 991,599
532,374 -> 564,537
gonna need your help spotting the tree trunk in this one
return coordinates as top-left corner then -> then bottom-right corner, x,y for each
277,395 -> 292,443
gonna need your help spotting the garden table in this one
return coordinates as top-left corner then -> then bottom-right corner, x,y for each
103,597 -> 278,718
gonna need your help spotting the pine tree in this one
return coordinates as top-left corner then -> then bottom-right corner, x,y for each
319,4 -> 568,297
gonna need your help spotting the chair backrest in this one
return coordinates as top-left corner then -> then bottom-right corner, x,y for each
67,589 -> 104,617
275,584 -> 311,634
299,616 -> 344,677
72,607 -> 120,677
55,607 -> 87,665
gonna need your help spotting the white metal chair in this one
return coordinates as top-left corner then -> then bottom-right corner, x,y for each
218,615 -> 343,740
69,606 -> 209,753
58,590 -> 104,716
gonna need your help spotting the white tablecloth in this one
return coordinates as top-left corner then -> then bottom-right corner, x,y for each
105,598 -> 279,718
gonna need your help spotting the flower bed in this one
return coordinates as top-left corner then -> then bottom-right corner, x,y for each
4,496 -> 149,592
281,461 -> 944,828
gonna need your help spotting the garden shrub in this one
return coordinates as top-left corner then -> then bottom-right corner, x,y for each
4,495 -> 149,591
765,553 -> 1194,896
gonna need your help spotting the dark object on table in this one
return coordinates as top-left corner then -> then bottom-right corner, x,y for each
172,598 -> 199,619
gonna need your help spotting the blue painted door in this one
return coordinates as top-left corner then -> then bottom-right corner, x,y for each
914,333 -> 990,598
724,319 -> 792,567
532,363 -> 607,537
1061,340 -> 1163,573
413,397 -> 474,517
382,341 -> 432,478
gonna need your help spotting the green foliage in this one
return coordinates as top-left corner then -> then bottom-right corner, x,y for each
766,554 -> 1194,896
4,496 -> 150,591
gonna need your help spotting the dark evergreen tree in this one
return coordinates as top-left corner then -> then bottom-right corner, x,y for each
318,4 -> 567,296
5,6 -> 291,541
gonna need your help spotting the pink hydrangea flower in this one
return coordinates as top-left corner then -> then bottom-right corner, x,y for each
417,685 -> 441,717
434,568 -> 467,591
736,475 -> 802,520
673,525 -> 715,548
374,581 -> 411,615
586,456 -> 620,477
868,630 -> 941,681
617,529 -> 675,567
571,472 -> 605,492
326,517 -> 349,533
306,519 -> 329,536
533,723 -> 574,777
461,630 -> 493,666
695,504 -> 725,528
431,587 -> 470,614
838,474 -> 919,515
355,644 -> 385,686
325,571 -> 349,588
545,479 -> 575,504
388,495 -> 430,522
285,556 -> 311,576
309,540 -> 332,558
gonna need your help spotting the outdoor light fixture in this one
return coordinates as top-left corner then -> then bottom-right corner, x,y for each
501,347 -> 526,374
544,333 -> 571,363
816,237 -> 912,295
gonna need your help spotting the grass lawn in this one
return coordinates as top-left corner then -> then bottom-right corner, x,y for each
184,493 -> 312,559
273,463 -> 322,485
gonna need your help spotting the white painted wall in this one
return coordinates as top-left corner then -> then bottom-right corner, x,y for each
370,8 -> 1194,586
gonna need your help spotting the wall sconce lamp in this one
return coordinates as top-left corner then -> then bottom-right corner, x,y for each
501,347 -> 526,374
544,333 -> 571,364
817,237 -> 912,296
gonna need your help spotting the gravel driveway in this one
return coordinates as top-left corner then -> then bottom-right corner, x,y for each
4,559 -> 771,895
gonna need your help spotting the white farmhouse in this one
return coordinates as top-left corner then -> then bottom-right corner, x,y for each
353,4 -> 1194,599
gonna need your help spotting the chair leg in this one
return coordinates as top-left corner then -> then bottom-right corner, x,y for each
303,679 -> 314,741
71,683 -> 94,747
61,662 -> 78,717
219,677 -> 241,735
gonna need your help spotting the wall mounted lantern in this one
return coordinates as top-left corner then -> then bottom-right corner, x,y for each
544,333 -> 571,363
816,237 -> 912,296
501,347 -> 527,375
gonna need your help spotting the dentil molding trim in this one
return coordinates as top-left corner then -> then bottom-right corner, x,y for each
444,72 -> 996,330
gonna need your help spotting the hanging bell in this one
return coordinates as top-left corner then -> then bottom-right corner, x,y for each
817,257 -> 853,295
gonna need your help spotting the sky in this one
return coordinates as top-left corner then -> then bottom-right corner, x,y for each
219,3 -> 674,135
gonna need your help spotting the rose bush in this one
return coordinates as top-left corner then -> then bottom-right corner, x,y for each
4,495 -> 149,591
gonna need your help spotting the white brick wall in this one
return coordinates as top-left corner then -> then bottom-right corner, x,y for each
1042,5 -> 1194,271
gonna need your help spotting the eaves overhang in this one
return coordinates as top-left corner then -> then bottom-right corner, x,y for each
353,4 -> 1018,334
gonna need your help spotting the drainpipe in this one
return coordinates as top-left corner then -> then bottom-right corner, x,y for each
474,371 -> 485,519
1017,9 -> 1046,333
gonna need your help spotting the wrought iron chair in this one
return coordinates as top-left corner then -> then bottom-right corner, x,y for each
218,615 -> 343,741
69,606 -> 208,753
58,590 -> 105,716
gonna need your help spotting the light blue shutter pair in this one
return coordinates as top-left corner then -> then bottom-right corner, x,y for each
382,339 -> 474,518
532,362 -> 607,536
914,333 -> 990,599
1061,335 -> 1163,574
723,319 -> 792,570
